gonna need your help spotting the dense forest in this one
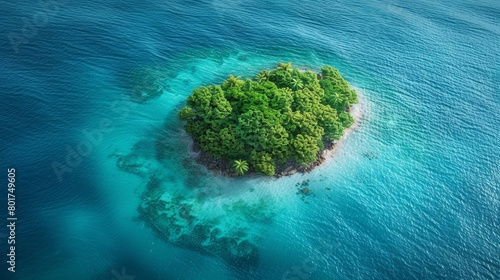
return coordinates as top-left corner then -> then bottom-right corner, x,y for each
178,62 -> 358,176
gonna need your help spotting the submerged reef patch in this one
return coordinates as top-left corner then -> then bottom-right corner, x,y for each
116,137 -> 278,267
127,68 -> 168,103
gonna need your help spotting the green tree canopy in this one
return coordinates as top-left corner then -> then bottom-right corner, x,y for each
178,63 -> 357,176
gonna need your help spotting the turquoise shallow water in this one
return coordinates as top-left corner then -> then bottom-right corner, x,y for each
1,0 -> 499,279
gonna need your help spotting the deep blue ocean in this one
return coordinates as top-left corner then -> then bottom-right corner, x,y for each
1,0 -> 499,279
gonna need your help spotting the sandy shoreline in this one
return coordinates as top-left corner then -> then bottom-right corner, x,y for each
320,93 -> 364,162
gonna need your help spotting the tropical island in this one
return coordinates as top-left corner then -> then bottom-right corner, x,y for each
178,62 -> 358,176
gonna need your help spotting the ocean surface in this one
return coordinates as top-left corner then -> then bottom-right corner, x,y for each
1,0 -> 499,279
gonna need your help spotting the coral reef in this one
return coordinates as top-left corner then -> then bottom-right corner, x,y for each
116,141 -> 278,267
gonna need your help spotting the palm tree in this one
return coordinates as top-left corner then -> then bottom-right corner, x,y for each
332,92 -> 344,107
255,70 -> 271,83
277,62 -> 292,72
227,74 -> 242,87
232,159 -> 249,176
292,78 -> 303,90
